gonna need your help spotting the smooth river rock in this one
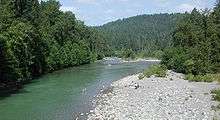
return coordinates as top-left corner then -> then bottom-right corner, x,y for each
88,71 -> 220,120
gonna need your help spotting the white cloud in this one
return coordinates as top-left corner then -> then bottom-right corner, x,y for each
104,9 -> 114,14
60,6 -> 78,12
177,3 -> 195,12
192,0 -> 206,8
155,0 -> 169,3
118,0 -> 129,2
60,6 -> 85,21
76,0 -> 99,4
104,0 -> 129,2
176,0 -> 209,13
154,0 -> 170,7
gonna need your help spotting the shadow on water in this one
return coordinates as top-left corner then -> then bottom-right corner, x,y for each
0,77 -> 41,99
0,87 -> 32,100
15,89 -> 31,94
0,95 -> 10,100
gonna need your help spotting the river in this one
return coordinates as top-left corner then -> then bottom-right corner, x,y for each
0,60 -> 158,120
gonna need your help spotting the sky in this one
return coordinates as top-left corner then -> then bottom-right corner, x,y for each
59,0 -> 216,26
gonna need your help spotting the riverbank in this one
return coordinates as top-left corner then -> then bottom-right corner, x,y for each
88,70 -> 220,120
102,57 -> 161,65
123,58 -> 161,63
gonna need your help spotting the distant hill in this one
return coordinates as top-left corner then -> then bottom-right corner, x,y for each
96,13 -> 184,53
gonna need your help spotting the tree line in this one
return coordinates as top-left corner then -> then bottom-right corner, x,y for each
96,13 -> 184,58
1,0 -> 219,95
162,1 -> 220,75
0,0 -> 109,94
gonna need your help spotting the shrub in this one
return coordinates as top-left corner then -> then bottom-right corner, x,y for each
161,47 -> 216,75
115,49 -> 135,59
211,89 -> 220,102
139,64 -> 167,79
152,50 -> 164,59
135,50 -> 164,59
89,53 -> 98,62
122,49 -> 135,59
183,59 -> 196,74
136,51 -> 150,58
185,74 -> 220,82
161,47 -> 189,73
138,74 -> 144,80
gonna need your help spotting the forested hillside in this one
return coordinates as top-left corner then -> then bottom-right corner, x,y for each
97,13 -> 184,57
0,0 -> 108,94
1,0 -> 219,96
162,2 -> 220,76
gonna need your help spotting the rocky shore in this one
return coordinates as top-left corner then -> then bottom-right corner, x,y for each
102,57 -> 160,65
88,71 -> 220,120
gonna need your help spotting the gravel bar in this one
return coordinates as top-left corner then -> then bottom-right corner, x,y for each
88,71 -> 220,120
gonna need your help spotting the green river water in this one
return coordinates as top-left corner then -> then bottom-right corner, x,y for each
0,61 -> 158,120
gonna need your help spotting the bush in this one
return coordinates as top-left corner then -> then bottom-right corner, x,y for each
211,89 -> 220,102
161,47 -> 215,75
183,59 -> 196,74
136,51 -> 150,58
122,49 -> 135,59
152,50 -> 164,59
139,64 -> 167,79
185,74 -> 220,82
115,49 -> 135,59
161,47 -> 189,73
135,50 -> 164,59
138,74 -> 145,80
89,53 -> 98,62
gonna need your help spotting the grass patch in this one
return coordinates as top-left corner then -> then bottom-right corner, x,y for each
138,64 -> 167,79
185,74 -> 220,83
211,89 -> 220,102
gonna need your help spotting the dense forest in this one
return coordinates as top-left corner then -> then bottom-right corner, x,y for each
1,0 -> 220,95
0,0 -> 109,94
96,14 -> 184,57
162,1 -> 220,76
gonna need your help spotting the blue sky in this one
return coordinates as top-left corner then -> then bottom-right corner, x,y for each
59,0 -> 216,26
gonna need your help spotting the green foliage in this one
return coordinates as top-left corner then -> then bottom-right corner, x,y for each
0,0 -> 108,94
135,51 -> 149,58
161,47 -> 189,73
114,49 -> 135,59
97,13 -> 184,53
115,49 -> 163,59
211,89 -> 220,101
162,6 -> 220,76
139,64 -> 167,79
135,50 -> 164,59
185,74 -> 220,82
122,49 -> 135,59
152,50 -> 164,59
